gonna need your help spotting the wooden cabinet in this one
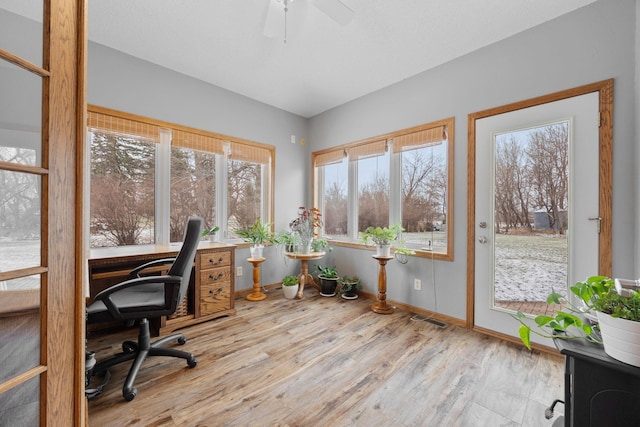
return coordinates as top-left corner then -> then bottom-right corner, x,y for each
195,248 -> 235,320
88,243 -> 236,336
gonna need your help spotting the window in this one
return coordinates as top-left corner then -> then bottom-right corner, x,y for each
313,118 -> 454,260
87,107 -> 274,248
170,130 -> 222,242
227,141 -> 272,236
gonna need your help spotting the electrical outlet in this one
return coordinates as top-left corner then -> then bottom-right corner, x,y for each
236,266 -> 243,276
414,278 -> 421,291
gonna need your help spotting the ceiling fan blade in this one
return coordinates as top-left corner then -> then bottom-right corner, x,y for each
263,0 -> 283,39
311,0 -> 354,26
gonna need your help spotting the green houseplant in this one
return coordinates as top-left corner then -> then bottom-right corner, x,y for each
338,275 -> 362,300
201,225 -> 219,242
236,218 -> 274,258
513,275 -> 640,367
315,265 -> 339,297
281,275 -> 299,299
359,223 -> 404,257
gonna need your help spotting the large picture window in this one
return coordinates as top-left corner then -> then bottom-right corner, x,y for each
87,106 -> 274,249
313,118 -> 454,260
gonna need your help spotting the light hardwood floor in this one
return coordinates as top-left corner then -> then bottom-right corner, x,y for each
88,288 -> 565,426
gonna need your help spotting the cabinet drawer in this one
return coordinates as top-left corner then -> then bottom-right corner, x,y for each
200,266 -> 232,285
199,251 -> 231,268
200,282 -> 231,315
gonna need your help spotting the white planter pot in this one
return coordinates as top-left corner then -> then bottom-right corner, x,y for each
376,244 -> 391,257
283,284 -> 299,299
597,311 -> 640,367
249,244 -> 264,259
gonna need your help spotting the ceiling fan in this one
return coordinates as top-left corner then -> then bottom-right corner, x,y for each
263,0 -> 355,42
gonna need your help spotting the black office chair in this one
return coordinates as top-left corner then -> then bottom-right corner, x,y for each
87,216 -> 203,401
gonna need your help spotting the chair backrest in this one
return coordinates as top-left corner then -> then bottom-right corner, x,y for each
167,216 -> 203,311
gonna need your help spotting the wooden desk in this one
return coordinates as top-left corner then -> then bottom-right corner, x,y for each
88,242 -> 236,335
284,252 -> 325,299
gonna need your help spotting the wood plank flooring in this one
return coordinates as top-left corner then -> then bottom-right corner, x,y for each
87,288 -> 565,426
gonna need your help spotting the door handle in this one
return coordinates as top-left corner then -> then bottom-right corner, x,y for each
588,216 -> 601,233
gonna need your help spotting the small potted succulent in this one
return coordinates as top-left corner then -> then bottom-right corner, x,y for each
201,225 -> 220,242
281,275 -> 299,299
315,265 -> 339,297
338,275 -> 362,300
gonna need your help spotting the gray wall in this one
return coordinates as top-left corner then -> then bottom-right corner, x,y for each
88,43 -> 311,290
308,0 -> 638,321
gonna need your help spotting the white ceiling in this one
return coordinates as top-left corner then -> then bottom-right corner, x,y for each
3,0 -> 597,118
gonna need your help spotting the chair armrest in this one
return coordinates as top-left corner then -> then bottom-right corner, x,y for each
129,258 -> 176,278
94,275 -> 182,320
94,275 -> 182,301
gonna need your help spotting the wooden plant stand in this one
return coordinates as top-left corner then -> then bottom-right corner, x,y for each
246,257 -> 267,301
371,255 -> 394,314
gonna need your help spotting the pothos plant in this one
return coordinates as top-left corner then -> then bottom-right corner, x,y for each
513,275 -> 640,350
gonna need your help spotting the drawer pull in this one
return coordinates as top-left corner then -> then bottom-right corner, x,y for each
209,288 -> 223,295
208,256 -> 224,266
209,272 -> 224,281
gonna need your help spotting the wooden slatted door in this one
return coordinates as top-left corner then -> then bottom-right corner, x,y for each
0,1 -> 85,425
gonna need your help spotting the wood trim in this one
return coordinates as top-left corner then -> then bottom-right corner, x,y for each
0,47 -> 50,77
0,366 -> 47,396
0,161 -> 48,175
466,79 -> 614,332
75,1 -> 88,425
46,0 -> 84,424
0,266 -> 47,282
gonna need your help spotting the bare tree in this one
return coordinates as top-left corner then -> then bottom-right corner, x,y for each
358,175 -> 389,231
324,181 -> 347,235
527,123 -> 569,233
227,160 -> 261,231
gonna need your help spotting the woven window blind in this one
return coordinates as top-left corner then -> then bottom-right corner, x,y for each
314,149 -> 347,167
172,129 -> 225,155
228,141 -> 271,165
87,111 -> 160,142
348,139 -> 388,162
391,125 -> 447,153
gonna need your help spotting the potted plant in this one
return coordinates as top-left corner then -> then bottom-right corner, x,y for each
201,225 -> 219,242
513,275 -> 640,367
289,207 -> 323,254
338,275 -> 362,300
359,223 -> 404,257
281,275 -> 299,299
315,265 -> 339,297
311,238 -> 332,253
235,218 -> 274,259
275,230 -> 300,253
394,246 -> 416,264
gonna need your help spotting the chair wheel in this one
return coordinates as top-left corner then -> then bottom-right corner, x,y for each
187,356 -> 197,368
122,341 -> 136,353
123,387 -> 137,401
177,336 -> 187,345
